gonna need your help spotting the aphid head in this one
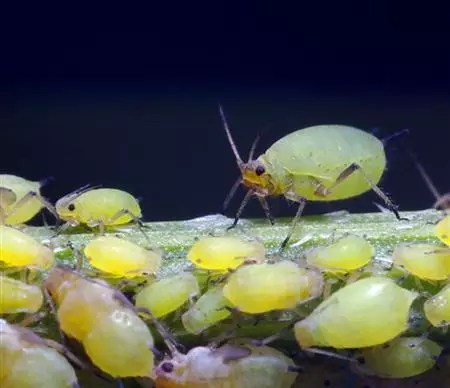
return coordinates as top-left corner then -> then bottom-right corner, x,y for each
55,184 -> 97,220
44,264 -> 77,303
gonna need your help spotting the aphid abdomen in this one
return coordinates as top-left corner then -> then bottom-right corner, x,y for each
0,276 -> 44,314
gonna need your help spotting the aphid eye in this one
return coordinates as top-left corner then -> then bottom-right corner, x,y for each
160,361 -> 174,373
67,203 -> 76,211
255,166 -> 265,176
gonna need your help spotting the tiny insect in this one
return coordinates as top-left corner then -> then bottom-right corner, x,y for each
45,264 -> 155,378
55,186 -> 144,234
0,174 -> 55,225
306,234 -> 374,273
424,283 -> 450,327
222,260 -> 324,314
187,235 -> 265,271
181,286 -> 232,335
0,224 -> 55,270
392,243 -> 450,281
219,106 -> 402,249
82,235 -> 162,278
294,276 -> 418,349
135,273 -> 200,318
0,319 -> 79,388
434,214 -> 450,246
153,338 -> 299,388
353,336 -> 442,378
0,275 -> 44,314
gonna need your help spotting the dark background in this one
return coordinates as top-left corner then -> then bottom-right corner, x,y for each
5,4 -> 450,224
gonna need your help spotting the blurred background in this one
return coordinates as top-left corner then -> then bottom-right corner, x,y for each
5,4 -> 450,224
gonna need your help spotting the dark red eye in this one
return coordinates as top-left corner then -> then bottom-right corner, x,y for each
255,166 -> 265,176
160,361 -> 174,373
68,203 -> 76,211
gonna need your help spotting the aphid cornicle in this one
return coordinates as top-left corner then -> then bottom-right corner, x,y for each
45,265 -> 155,378
55,186 -> 143,233
0,319 -> 79,388
219,106 -> 402,249
0,276 -> 44,314
294,276 -> 418,349
153,339 -> 299,388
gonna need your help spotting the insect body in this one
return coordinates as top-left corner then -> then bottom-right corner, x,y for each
294,276 -> 418,349
153,339 -> 298,388
55,186 -> 143,233
83,236 -> 162,278
0,174 -> 53,224
0,319 -> 79,388
0,276 -> 44,314
0,224 -> 55,270
424,283 -> 450,327
45,265 -> 155,378
219,106 -> 401,249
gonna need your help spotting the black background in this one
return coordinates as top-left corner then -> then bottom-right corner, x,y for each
5,4 -> 450,224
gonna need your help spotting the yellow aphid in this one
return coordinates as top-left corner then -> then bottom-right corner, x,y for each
0,174 -> 48,225
435,214 -> 450,246
45,265 -> 155,378
306,235 -> 374,273
354,337 -> 442,378
55,186 -> 142,229
424,283 -> 450,327
181,286 -> 232,334
154,339 -> 298,388
0,319 -> 79,387
294,276 -> 418,349
135,273 -> 200,318
223,260 -> 324,314
0,225 -> 54,270
187,235 -> 265,271
0,276 -> 43,314
83,236 -> 162,278
392,243 -> 450,280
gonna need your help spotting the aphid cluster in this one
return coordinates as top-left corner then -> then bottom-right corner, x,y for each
2,110 -> 450,388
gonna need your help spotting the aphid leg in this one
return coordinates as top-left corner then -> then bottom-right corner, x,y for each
116,379 -> 125,388
18,311 -> 47,327
223,176 -> 243,212
43,286 -> 67,344
53,220 -> 79,237
251,322 -> 296,346
45,338 -> 92,370
227,189 -> 254,230
66,241 -> 85,271
108,209 -> 152,246
209,327 -> 239,349
315,162 -> 407,221
345,268 -> 364,284
8,190 -> 59,221
280,194 -> 307,251
0,187 -> 17,222
257,195 -> 275,225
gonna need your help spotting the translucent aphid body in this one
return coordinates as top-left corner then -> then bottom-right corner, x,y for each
294,276 -> 418,349
0,225 -> 55,270
154,340 -> 298,388
182,286 -> 232,334
187,236 -> 265,271
223,261 -> 324,314
306,235 -> 374,273
435,214 -> 450,246
0,174 -> 45,224
135,273 -> 200,318
424,283 -> 450,327
355,337 -> 442,378
55,187 -> 142,227
0,319 -> 79,388
83,236 -> 162,278
45,265 -> 155,378
392,243 -> 450,280
0,276 -> 43,314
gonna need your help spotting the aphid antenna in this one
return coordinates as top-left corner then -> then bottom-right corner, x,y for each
59,184 -> 103,204
380,128 -> 410,146
223,176 -> 242,212
247,132 -> 261,162
302,347 -> 357,364
39,176 -> 55,188
218,103 -> 244,167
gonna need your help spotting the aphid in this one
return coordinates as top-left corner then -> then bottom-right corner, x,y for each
181,286 -> 232,334
0,174 -> 55,224
306,235 -> 374,273
55,186 -> 143,233
0,224 -> 55,270
0,319 -> 79,388
435,214 -> 450,246
424,283 -> 450,327
83,235 -> 162,278
0,275 -> 44,314
153,339 -> 299,388
187,235 -> 265,271
219,106 -> 402,249
45,265 -> 155,378
354,336 -> 442,378
135,273 -> 200,318
294,276 -> 418,349
392,243 -> 450,281
222,260 -> 324,314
